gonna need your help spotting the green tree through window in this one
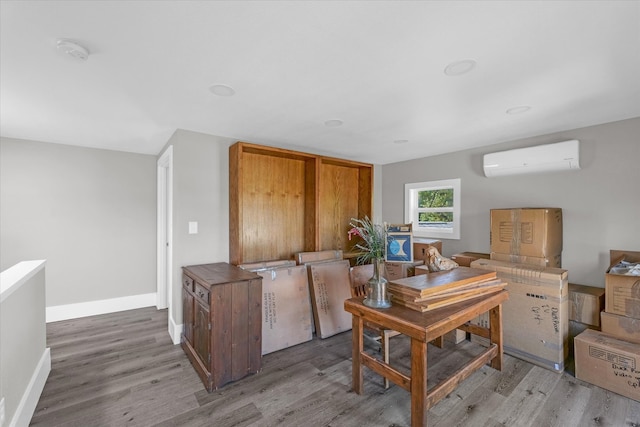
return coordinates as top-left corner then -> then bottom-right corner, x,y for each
405,178 -> 461,239
418,189 -> 454,222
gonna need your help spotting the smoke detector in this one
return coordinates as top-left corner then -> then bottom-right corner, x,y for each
56,39 -> 90,61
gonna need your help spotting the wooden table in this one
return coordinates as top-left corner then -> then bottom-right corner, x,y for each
344,290 -> 508,427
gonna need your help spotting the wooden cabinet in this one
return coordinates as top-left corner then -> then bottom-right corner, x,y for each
229,141 -> 373,265
181,263 -> 262,391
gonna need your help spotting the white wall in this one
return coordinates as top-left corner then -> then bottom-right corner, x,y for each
381,117 -> 640,287
159,130 -> 235,325
0,138 -> 157,309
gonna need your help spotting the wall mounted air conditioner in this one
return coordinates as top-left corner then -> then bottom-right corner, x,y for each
483,140 -> 580,178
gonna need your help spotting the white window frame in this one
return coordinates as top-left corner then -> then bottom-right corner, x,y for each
404,178 -> 461,240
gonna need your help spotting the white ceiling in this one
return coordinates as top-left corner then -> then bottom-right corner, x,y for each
1,1 -> 639,165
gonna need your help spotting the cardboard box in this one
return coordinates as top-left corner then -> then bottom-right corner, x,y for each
384,260 -> 424,281
490,252 -> 561,268
385,223 -> 414,262
601,311 -> 640,344
238,259 -> 297,270
253,265 -> 314,355
444,329 -> 467,344
307,260 -> 353,339
470,259 -> 568,372
490,208 -> 562,259
605,250 -> 640,318
450,252 -> 489,268
413,238 -> 443,264
296,250 -> 343,265
575,329 -> 640,402
569,283 -> 605,327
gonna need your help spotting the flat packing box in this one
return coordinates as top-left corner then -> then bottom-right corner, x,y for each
490,208 -> 562,260
605,250 -> 640,318
244,264 -> 313,355
569,283 -> 605,327
470,259 -> 569,372
601,311 -> 640,344
307,260 -> 353,339
296,250 -> 343,265
450,252 -> 489,268
575,329 -> 640,402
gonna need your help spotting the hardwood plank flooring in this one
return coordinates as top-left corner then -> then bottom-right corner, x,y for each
31,307 -> 640,427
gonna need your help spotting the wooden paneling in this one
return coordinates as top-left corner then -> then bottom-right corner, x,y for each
229,142 -> 373,265
318,162 -> 360,251
241,152 -> 307,263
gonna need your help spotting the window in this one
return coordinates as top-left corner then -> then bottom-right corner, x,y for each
404,178 -> 461,240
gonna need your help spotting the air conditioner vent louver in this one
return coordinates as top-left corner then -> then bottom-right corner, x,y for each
483,140 -> 580,178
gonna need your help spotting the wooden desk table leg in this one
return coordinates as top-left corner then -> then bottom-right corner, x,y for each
352,315 -> 364,394
489,303 -> 503,371
410,338 -> 428,427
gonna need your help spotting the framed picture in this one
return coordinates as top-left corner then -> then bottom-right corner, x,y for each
385,223 -> 413,262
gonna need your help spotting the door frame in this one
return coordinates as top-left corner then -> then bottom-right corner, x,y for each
157,146 -> 175,339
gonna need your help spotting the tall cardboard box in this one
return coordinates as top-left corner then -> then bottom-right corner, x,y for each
575,329 -> 640,402
490,252 -> 562,268
605,250 -> 640,318
568,283 -> 605,327
470,258 -> 568,372
601,311 -> 640,344
490,208 -> 562,261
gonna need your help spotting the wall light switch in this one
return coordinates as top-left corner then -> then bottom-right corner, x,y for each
188,221 -> 198,234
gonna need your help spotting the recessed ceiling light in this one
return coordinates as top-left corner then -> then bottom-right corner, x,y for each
444,59 -> 476,76
56,39 -> 89,61
209,84 -> 236,96
324,119 -> 343,127
393,139 -> 409,144
506,105 -> 531,115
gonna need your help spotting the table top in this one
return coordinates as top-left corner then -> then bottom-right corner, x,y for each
344,290 -> 508,342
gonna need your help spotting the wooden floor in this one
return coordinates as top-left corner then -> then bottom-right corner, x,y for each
32,307 -> 640,427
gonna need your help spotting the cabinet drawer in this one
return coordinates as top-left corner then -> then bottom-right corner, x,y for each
194,283 -> 210,304
183,275 -> 195,291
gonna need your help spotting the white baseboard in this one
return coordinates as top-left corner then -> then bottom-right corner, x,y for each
169,315 -> 182,345
46,293 -> 157,323
10,348 -> 50,427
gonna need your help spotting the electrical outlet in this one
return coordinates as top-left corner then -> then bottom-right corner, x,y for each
0,397 -> 6,427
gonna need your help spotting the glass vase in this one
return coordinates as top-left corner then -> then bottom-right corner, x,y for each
363,258 -> 392,308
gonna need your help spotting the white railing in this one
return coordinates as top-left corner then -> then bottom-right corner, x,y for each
0,260 -> 50,427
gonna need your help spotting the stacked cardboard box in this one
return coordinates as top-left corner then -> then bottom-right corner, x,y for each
490,208 -> 562,268
413,238 -> 443,265
574,250 -> 640,402
600,250 -> 640,343
568,283 -> 605,328
450,252 -> 490,268
384,260 -> 424,281
470,259 -> 568,373
575,329 -> 640,402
